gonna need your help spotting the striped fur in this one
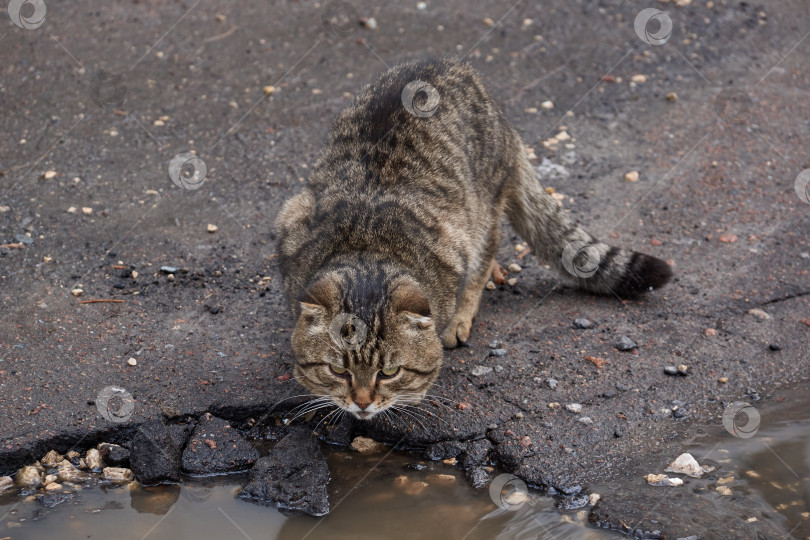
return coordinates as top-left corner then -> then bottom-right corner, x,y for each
276,58 -> 672,419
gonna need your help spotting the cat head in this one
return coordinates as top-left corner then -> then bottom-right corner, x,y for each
290,271 -> 443,420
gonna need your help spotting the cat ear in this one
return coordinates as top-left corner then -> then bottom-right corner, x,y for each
392,282 -> 431,327
298,276 -> 340,315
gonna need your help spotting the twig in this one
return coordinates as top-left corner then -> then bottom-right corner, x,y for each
78,299 -> 125,304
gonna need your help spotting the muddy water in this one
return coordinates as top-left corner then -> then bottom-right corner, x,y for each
0,447 -> 608,540
1,408 -> 809,539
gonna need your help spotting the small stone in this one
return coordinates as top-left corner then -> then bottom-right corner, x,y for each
207,223 -> 218,233
718,377 -> 728,384
97,443 -> 130,467
102,467 -> 134,483
718,233 -> 738,243
573,318 -> 593,329
578,416 -> 593,425
153,119 -> 165,127
589,493 -> 601,505
427,473 -> 456,484
14,466 -> 42,488
624,171 -> 640,182
705,328 -> 718,336
768,343 -> 782,351
0,476 -> 14,494
43,170 -> 57,179
471,365 -> 493,377
44,474 -> 57,485
487,340 -> 502,349
677,364 -> 689,375
67,206 -> 77,213
631,74 -> 647,83
547,378 -> 558,390
615,336 -> 637,351
81,207 -> 93,215
416,1 -> 427,10
160,266 -> 178,274
644,474 -> 683,487
350,436 -> 388,455
66,450 -> 81,462
404,480 -> 428,496
716,485 -> 732,496
263,85 -> 276,96
748,308 -> 770,320
541,100 -> 554,109
666,92 -> 678,101
85,449 -> 103,471
506,277 -> 518,287
45,482 -> 62,492
215,13 -> 226,22
613,426 -> 624,438
672,407 -> 688,419
565,403 -> 583,414
488,348 -> 506,357
0,205 -> 10,213
482,17 -> 494,26
485,280 -> 496,290
507,263 -> 522,273
127,357 -> 137,366
167,274 -> 175,281
43,256 -> 52,263
665,452 -> 713,478
41,450 -> 64,468
70,289 -> 83,297
665,366 -> 679,377
57,460 -> 90,483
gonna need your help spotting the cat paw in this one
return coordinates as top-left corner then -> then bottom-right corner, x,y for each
440,319 -> 472,349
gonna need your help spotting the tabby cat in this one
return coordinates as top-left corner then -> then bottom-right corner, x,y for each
276,58 -> 671,420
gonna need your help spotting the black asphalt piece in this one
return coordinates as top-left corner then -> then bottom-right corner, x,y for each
98,443 -> 131,467
1,0 -> 809,536
239,427 -> 331,517
181,413 -> 259,474
129,421 -> 184,485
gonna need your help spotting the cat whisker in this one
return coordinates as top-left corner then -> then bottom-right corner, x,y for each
389,405 -> 428,432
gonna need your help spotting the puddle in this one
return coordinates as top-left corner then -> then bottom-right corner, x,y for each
0,446 -> 610,540
2,397 -> 809,539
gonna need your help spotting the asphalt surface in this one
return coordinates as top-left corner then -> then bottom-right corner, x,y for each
1,0 -> 809,537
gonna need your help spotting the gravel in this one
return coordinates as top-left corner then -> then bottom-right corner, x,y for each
615,336 -> 637,351
573,318 -> 594,329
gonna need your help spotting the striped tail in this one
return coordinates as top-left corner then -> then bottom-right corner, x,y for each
504,155 -> 672,297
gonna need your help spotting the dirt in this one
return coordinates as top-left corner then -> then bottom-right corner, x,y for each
1,0 -> 809,537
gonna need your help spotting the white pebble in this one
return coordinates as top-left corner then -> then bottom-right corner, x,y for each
43,170 -> 57,179
565,403 -> 583,413
207,223 -> 218,233
127,358 -> 137,366
81,207 -> 93,215
70,289 -> 83,297
507,263 -> 522,273
541,100 -> 554,109
625,171 -> 639,182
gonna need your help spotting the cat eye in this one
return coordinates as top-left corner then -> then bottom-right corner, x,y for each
329,365 -> 349,377
378,366 -> 400,378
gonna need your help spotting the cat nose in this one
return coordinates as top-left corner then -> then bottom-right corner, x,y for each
355,399 -> 371,410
